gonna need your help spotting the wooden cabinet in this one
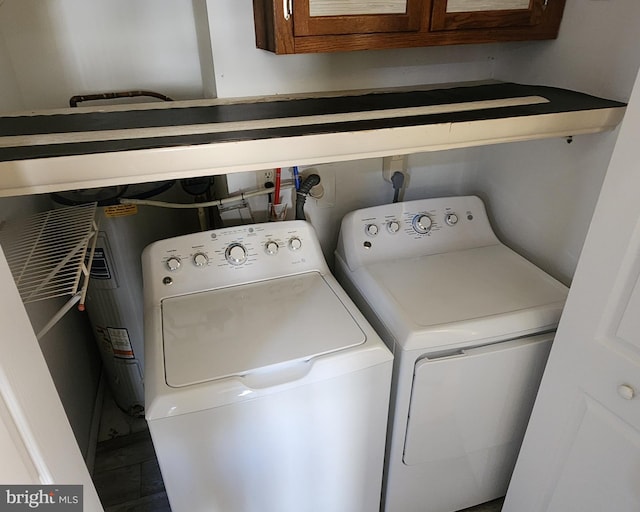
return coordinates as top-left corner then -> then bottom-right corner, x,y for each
292,0 -> 424,36
431,0 -> 545,31
253,0 -> 565,54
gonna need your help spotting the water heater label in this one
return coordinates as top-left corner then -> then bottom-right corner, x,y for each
103,204 -> 138,217
107,327 -> 134,359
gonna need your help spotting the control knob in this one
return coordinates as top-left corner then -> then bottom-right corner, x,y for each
166,257 -> 181,271
412,214 -> 432,234
193,252 -> 209,267
265,241 -> 279,255
288,237 -> 302,251
225,243 -> 248,265
445,213 -> 459,226
365,224 -> 379,237
387,221 -> 400,233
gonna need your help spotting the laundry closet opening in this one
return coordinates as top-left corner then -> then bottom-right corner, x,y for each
0,80 -> 628,512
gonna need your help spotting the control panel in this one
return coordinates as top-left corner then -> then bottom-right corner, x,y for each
143,220 -> 328,301
336,196 -> 500,271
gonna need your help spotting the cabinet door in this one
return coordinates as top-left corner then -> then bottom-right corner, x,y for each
431,0 -> 545,31
292,0 -> 424,36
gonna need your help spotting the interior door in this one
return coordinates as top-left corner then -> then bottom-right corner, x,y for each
0,246 -> 103,509
503,70 -> 640,510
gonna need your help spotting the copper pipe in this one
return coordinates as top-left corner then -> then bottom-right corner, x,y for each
69,90 -> 173,107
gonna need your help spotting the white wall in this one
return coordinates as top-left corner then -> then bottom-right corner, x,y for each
494,0 -> 640,101
207,0 -> 501,97
474,132 -> 620,282
473,0 -> 640,283
0,0 -> 206,111
0,34 -> 23,111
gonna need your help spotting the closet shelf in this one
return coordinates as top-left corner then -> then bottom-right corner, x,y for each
0,203 -> 98,338
0,81 -> 627,196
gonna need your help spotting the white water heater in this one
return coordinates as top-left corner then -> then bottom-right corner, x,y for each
53,183 -> 199,416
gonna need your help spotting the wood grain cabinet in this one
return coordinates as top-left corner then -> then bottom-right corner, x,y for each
253,0 -> 565,54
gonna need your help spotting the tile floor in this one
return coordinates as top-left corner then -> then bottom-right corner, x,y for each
92,427 -> 503,512
93,429 -> 170,512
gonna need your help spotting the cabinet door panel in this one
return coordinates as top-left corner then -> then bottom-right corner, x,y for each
294,0 -> 424,36
431,0 -> 544,31
309,0 -> 407,16
446,0 -> 530,12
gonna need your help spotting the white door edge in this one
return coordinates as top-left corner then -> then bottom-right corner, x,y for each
0,244 -> 103,509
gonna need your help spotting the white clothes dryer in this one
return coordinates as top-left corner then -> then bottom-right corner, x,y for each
334,196 -> 568,512
143,220 -> 393,512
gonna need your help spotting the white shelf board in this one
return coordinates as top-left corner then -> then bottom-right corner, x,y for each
0,82 -> 626,197
0,108 -> 623,198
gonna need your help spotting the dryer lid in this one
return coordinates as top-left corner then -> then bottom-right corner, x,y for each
363,244 -> 568,343
161,272 -> 366,388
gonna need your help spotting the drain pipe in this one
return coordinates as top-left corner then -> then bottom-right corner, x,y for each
295,174 -> 321,221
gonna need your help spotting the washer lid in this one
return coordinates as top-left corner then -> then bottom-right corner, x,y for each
161,272 -> 366,388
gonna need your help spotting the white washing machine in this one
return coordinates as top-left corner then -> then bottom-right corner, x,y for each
334,196 -> 569,512
142,220 -> 393,512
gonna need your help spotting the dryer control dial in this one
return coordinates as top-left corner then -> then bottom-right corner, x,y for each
445,213 -> 459,226
225,243 -> 248,265
166,257 -> 181,271
412,214 -> 432,234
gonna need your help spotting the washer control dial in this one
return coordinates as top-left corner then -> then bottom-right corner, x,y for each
166,257 -> 181,271
225,243 -> 248,265
445,213 -> 459,226
288,237 -> 302,251
387,220 -> 400,233
412,214 -> 432,234
365,224 -> 379,237
193,252 -> 209,267
265,241 -> 279,255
